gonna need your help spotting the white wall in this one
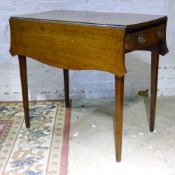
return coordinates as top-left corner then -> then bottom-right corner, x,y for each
0,0 -> 175,101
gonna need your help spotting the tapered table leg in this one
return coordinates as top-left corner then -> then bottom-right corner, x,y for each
150,44 -> 160,132
63,69 -> 70,107
18,55 -> 30,128
115,76 -> 124,162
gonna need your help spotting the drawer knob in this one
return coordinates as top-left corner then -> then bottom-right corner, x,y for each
138,34 -> 145,45
156,30 -> 163,38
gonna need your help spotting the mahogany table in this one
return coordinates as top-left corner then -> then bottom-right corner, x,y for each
9,10 -> 168,162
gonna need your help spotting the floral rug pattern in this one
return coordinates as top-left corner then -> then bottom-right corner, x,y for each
0,101 -> 70,175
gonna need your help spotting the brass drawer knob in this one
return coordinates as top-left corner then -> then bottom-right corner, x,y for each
138,34 -> 145,45
156,30 -> 163,38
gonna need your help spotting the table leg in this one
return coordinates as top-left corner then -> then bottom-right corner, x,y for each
115,76 -> 124,162
63,69 -> 70,107
150,44 -> 160,132
18,55 -> 30,128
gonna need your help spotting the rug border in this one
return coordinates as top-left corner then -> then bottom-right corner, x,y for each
59,101 -> 72,175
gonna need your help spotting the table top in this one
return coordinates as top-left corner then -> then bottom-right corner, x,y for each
11,10 -> 166,29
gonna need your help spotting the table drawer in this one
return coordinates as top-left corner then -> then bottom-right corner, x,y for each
125,24 -> 165,51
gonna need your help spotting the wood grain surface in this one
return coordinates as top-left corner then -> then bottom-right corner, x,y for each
10,18 -> 126,77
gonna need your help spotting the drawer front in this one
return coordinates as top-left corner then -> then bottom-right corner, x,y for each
125,24 -> 165,51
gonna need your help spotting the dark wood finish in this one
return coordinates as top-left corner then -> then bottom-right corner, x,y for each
125,24 -> 164,51
150,44 -> 160,132
18,55 -> 30,128
115,76 -> 124,162
63,69 -> 70,108
11,10 -> 167,30
9,10 -> 169,162
159,19 -> 169,56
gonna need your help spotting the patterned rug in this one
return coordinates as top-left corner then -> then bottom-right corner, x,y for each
0,101 -> 71,175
